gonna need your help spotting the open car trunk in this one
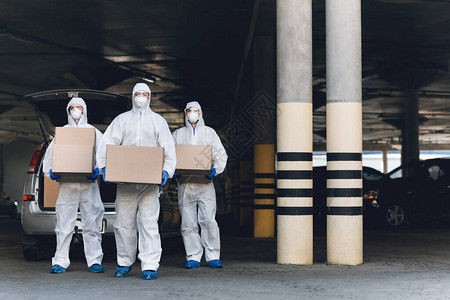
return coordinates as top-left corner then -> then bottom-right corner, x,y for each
37,160 -> 118,211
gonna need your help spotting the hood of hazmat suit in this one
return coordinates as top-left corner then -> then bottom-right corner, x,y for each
183,101 -> 205,127
131,82 -> 151,112
66,97 -> 88,127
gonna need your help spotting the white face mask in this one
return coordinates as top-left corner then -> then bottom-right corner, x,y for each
187,110 -> 199,124
134,95 -> 147,108
70,108 -> 82,120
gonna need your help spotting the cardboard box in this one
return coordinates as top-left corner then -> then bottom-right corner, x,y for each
52,127 -> 96,182
175,145 -> 212,184
105,145 -> 164,184
43,176 -> 59,208
54,127 -> 96,145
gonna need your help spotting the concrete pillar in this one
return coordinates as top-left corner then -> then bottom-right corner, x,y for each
326,0 -> 363,265
239,160 -> 254,230
382,149 -> 388,174
254,144 -> 275,238
232,166 -> 240,225
276,0 -> 313,264
0,144 -> 3,194
253,36 -> 276,238
253,36 -> 276,117
226,175 -> 233,214
401,89 -> 419,165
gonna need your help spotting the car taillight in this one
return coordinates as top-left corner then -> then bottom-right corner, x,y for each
27,149 -> 42,174
363,189 -> 379,207
23,195 -> 35,201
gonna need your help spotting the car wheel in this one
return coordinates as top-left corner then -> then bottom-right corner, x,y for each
384,204 -> 408,229
22,245 -> 41,261
21,232 -> 55,261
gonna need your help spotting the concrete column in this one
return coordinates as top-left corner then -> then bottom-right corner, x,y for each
239,160 -> 254,231
253,36 -> 276,238
0,144 -> 3,194
232,166 -> 240,225
254,144 -> 275,238
226,175 -> 233,214
276,0 -> 313,264
382,149 -> 388,174
326,0 -> 363,265
401,89 -> 419,165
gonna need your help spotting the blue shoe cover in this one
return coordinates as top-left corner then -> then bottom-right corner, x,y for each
89,264 -> 105,273
207,260 -> 223,268
142,270 -> 158,280
50,265 -> 66,274
114,266 -> 132,277
185,261 -> 201,269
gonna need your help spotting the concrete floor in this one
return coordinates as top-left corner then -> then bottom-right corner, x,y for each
1,216 -> 450,299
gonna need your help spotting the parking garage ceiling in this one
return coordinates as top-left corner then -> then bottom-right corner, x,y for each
0,0 -> 449,146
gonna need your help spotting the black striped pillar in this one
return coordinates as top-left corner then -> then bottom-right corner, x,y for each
277,152 -> 313,264
239,160 -> 254,228
276,0 -> 313,264
326,0 -> 363,265
254,144 -> 275,238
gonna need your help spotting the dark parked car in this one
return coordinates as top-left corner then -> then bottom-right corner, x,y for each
313,166 -> 385,229
377,158 -> 450,229
0,195 -> 17,218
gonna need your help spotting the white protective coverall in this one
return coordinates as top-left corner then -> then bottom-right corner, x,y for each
172,101 -> 228,263
96,83 -> 176,271
42,97 -> 104,269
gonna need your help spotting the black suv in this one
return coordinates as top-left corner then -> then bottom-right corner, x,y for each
377,158 -> 450,229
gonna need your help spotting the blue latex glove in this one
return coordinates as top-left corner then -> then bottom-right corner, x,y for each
173,173 -> 181,178
205,167 -> 216,180
160,171 -> 169,186
87,168 -> 99,181
49,169 -> 61,181
102,167 -> 110,184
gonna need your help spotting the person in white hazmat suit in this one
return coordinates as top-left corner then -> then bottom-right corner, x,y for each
96,83 -> 176,280
172,101 -> 228,269
42,97 -> 104,274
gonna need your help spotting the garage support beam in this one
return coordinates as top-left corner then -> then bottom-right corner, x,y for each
276,0 -> 313,264
326,0 -> 363,265
253,36 -> 276,238
254,144 -> 275,237
401,89 -> 419,165
232,166 -> 240,225
240,160 -> 253,230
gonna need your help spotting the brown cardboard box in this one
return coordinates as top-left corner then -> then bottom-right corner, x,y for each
54,127 -> 96,145
175,145 -> 212,184
43,176 -> 59,208
52,127 -> 96,182
105,145 -> 164,184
